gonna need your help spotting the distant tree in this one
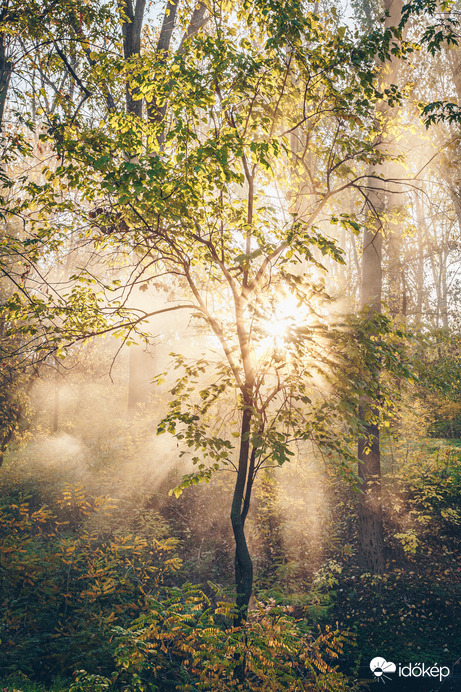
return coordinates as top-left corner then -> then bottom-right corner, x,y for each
355,0 -> 406,574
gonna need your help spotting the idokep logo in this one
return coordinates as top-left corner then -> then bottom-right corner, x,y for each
370,657 -> 397,682
370,656 -> 451,684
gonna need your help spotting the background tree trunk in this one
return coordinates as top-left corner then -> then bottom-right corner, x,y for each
0,32 -> 12,128
357,0 -> 403,574
358,178 -> 385,573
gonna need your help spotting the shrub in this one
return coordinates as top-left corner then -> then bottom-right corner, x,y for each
74,585 -> 357,691
0,472 -> 181,681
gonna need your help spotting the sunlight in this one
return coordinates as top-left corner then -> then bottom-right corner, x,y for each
3,0 -> 458,684
262,292 -> 310,346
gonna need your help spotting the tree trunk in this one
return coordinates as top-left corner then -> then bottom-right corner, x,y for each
357,0 -> 403,574
387,209 -> 402,318
358,180 -> 385,574
357,409 -> 384,573
127,345 -> 156,411
230,404 -> 254,624
53,379 -> 60,433
119,0 -> 146,117
0,33 -> 12,128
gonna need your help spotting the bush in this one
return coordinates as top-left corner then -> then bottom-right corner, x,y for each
69,585 -> 356,691
0,469 -> 181,681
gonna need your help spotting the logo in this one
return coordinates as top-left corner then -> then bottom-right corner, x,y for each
369,656 -> 450,684
370,657 -> 396,682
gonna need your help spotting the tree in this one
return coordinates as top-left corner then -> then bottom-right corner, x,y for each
38,0 -> 417,620
355,0 -> 406,574
0,0 -> 123,461
0,0 -> 422,624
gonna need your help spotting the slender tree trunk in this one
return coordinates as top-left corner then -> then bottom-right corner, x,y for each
387,209 -> 402,317
358,181 -> 385,574
441,250 -> 448,329
127,345 -> 156,411
416,241 -> 424,324
230,404 -> 254,624
121,0 -> 148,409
414,195 -> 426,327
0,33 -> 12,128
0,21 -> 15,467
122,1 -> 208,407
119,0 -> 146,117
428,249 -> 445,330
53,378 -> 60,433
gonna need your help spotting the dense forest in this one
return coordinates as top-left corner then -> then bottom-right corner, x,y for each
0,0 -> 460,690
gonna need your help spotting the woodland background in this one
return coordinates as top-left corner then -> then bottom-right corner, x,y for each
0,0 -> 460,690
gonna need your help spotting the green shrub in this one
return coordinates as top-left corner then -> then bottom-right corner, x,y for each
0,472 -> 181,681
78,585 -> 357,691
